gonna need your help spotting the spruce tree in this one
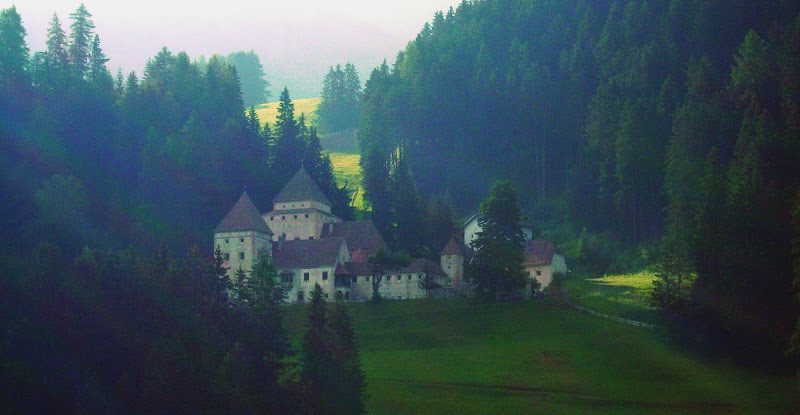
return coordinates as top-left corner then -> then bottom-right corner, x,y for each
467,180 -> 527,301
68,4 -> 94,77
0,6 -> 29,87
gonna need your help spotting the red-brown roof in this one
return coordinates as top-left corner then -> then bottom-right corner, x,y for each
321,220 -> 388,257
215,192 -> 272,234
273,167 -> 331,205
272,238 -> 347,269
523,240 -> 560,266
440,238 -> 464,256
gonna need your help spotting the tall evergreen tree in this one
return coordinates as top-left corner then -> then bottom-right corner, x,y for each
68,4 -> 94,77
467,180 -> 528,300
0,6 -> 29,87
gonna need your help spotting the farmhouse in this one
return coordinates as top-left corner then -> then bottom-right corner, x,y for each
214,167 -> 460,302
461,213 -> 567,293
524,239 -> 567,289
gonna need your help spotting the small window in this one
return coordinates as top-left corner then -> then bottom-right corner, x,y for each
397,275 -> 402,281
294,215 -> 297,219
304,272 -> 310,281
240,238 -> 244,243
239,252 -> 245,260
225,239 -> 229,244
297,291 -> 304,302
365,276 -> 370,282
408,275 -> 411,281
305,213 -> 309,218
224,253 -> 230,261
270,216 -> 274,221
536,270 -> 542,276
282,215 -> 285,220
309,236 -> 314,240
281,274 -> 293,283
322,271 -> 328,280
352,276 -> 357,283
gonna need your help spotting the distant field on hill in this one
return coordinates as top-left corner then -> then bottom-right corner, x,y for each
327,152 -> 365,210
284,291 -> 799,414
252,97 -> 321,126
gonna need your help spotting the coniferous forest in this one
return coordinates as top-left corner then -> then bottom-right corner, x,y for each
0,4 -> 358,412
3,0 -> 800,411
358,0 -> 800,368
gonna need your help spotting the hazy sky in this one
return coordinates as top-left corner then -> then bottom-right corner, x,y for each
15,0 -> 463,98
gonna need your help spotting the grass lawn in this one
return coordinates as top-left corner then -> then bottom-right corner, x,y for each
285,298 -> 799,414
563,271 -> 660,325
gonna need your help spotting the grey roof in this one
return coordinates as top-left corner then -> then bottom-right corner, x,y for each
215,192 -> 272,234
321,220 -> 388,252
273,167 -> 331,205
272,237 -> 347,269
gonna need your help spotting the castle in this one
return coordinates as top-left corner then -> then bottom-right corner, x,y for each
214,167 -> 464,302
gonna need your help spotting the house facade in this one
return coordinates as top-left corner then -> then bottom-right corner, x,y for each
523,239 -> 567,289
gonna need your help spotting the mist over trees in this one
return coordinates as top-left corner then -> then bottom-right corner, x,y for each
0,4 -> 359,411
225,50 -> 271,107
358,0 -> 800,366
316,63 -> 362,133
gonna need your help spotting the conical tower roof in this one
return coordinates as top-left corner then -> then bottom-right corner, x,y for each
215,192 -> 272,234
273,166 -> 331,205
440,238 -> 464,256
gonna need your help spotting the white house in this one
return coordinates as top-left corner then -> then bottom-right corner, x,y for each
523,240 -> 567,290
462,213 -> 535,247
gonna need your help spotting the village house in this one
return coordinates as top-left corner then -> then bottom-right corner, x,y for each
214,167 -> 460,302
461,213 -> 567,295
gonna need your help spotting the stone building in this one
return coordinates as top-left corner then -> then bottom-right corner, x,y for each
214,167 -> 456,302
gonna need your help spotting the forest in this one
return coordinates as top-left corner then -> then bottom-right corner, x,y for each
0,4 -> 361,412
357,0 -> 800,370
3,0 -> 800,411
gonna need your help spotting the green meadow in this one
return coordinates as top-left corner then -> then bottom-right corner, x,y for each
563,271 -> 660,326
285,280 -> 799,414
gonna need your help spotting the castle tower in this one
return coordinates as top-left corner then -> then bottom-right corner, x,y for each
214,191 -> 273,277
440,238 -> 465,286
262,166 -> 342,241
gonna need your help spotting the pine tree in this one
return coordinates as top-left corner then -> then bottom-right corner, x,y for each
467,180 -> 527,301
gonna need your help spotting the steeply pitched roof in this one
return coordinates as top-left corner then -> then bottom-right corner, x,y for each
321,220 -> 388,254
273,167 -> 331,205
272,237 -> 347,269
523,240 -> 560,266
215,192 -> 272,234
440,238 -> 464,256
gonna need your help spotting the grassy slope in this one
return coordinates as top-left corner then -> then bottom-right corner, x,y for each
251,98 -> 364,209
252,98 -> 322,126
285,295 -> 798,414
327,152 -> 365,210
564,271 -> 660,325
